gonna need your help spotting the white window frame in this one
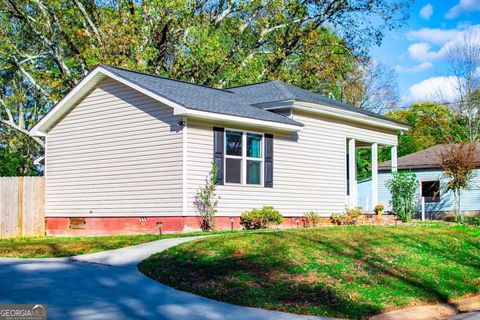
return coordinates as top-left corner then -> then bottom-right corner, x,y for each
224,129 -> 264,186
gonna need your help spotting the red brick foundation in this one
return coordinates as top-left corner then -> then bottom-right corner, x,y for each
45,214 -> 400,236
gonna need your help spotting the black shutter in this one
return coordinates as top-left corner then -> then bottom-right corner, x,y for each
264,133 -> 273,188
213,127 -> 224,185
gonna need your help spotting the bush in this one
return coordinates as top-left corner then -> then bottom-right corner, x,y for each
302,211 -> 321,228
463,214 -> 480,226
386,171 -> 419,222
240,206 -> 283,230
331,207 -> 363,225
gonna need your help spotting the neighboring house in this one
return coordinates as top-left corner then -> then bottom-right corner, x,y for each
358,144 -> 480,218
30,66 -> 408,235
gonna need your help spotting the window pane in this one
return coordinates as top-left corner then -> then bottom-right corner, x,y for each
226,131 -> 243,156
247,160 -> 261,185
422,181 -> 440,203
247,133 -> 262,158
226,158 -> 242,183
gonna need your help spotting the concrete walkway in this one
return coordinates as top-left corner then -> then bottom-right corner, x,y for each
0,236 -> 331,320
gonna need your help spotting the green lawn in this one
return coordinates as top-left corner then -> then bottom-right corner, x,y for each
139,224 -> 480,319
0,230 -> 245,258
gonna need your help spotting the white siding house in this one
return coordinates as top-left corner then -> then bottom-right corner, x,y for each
30,66 -> 408,235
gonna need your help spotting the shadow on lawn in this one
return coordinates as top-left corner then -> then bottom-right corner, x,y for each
141,229 -> 480,319
141,233 -> 384,318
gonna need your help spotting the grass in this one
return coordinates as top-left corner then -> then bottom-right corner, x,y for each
139,224 -> 480,319
0,230 -> 248,258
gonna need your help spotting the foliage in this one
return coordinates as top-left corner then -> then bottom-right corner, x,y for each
438,143 -> 478,220
0,0 -> 411,171
194,162 -> 219,231
302,211 -> 321,228
331,207 -> 362,225
463,214 -> 480,226
140,225 -> 480,319
0,126 -> 42,176
386,172 -> 418,222
240,206 -> 283,230
386,102 -> 455,157
356,146 -> 391,181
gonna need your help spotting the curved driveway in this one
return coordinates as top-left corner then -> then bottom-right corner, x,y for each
0,236 -> 331,320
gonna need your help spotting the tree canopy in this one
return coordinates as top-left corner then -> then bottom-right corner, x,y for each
0,0 -> 412,175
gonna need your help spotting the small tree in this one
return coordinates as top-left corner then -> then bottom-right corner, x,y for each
438,143 -> 478,221
386,171 -> 419,222
194,162 -> 219,231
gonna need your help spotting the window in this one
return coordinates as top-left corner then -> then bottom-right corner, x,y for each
421,181 -> 440,203
225,130 -> 263,185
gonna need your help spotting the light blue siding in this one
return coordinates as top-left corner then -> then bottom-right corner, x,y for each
358,168 -> 480,213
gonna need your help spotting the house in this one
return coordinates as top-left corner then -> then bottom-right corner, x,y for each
358,143 -> 480,218
29,66 -> 409,235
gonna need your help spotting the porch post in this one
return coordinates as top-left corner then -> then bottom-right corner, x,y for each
348,139 -> 357,207
371,143 -> 378,211
391,145 -> 398,172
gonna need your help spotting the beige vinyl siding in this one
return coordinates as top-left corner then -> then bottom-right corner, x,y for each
46,78 -> 183,216
186,109 -> 397,216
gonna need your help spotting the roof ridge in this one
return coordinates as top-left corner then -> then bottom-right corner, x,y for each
101,65 -> 233,94
269,80 -> 296,100
226,80 -> 275,89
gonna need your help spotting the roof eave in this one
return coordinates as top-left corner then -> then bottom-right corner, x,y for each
292,101 -> 410,132
177,108 -> 302,132
29,66 -> 301,136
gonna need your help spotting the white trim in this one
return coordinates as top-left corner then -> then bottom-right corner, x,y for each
348,138 -> 357,208
391,145 -> 398,172
182,117 -> 188,216
294,102 -> 410,132
176,109 -> 301,132
371,142 -> 378,210
224,129 -> 264,186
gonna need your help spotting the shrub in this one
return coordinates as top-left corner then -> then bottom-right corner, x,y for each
302,211 -> 321,228
194,162 -> 219,231
331,207 -> 363,225
386,171 -> 419,222
463,214 -> 480,226
331,212 -> 347,225
240,206 -> 283,230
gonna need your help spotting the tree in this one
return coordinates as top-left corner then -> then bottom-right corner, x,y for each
387,102 -> 455,156
0,0 -> 412,171
438,143 -> 478,220
342,60 -> 400,113
443,28 -> 480,142
386,171 -> 419,222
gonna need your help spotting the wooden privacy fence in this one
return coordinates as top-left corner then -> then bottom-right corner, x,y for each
0,177 -> 45,238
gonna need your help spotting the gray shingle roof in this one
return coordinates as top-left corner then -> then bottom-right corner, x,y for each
228,80 -> 406,125
102,66 -> 404,128
378,143 -> 480,171
102,66 -> 302,127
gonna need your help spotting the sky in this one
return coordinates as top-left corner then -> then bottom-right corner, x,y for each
370,0 -> 480,107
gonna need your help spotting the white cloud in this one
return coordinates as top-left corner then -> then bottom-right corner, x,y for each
419,4 -> 433,20
406,28 -> 460,45
394,62 -> 433,74
407,43 -> 443,62
402,76 -> 459,104
445,0 -> 480,19
407,25 -> 480,62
